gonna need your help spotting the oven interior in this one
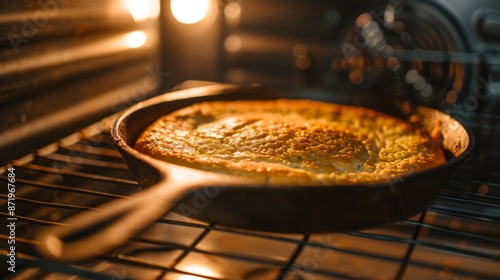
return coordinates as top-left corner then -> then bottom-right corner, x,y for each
1,0 -> 500,279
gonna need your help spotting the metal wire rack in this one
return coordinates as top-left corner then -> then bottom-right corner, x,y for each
1,111 -> 499,280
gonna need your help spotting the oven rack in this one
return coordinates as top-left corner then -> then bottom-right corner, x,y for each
1,113 -> 499,280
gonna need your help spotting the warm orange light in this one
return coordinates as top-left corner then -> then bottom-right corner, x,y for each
124,0 -> 160,21
178,265 -> 217,280
122,31 -> 147,48
349,68 -> 364,85
224,2 -> 241,19
171,0 -> 211,24
355,13 -> 372,28
224,35 -> 242,52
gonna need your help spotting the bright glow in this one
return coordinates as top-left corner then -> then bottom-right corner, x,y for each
124,0 -> 160,21
179,275 -> 205,280
122,31 -> 147,48
224,35 -> 242,52
178,265 -> 216,280
171,0 -> 211,24
44,235 -> 62,258
224,2 -> 241,19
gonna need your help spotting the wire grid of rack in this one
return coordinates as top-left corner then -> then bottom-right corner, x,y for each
1,111 -> 499,280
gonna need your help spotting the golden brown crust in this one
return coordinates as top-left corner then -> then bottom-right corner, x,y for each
134,99 -> 446,186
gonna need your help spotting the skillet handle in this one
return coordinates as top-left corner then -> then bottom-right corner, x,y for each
35,172 -> 202,263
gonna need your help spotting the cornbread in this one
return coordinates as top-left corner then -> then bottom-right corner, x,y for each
134,99 -> 446,186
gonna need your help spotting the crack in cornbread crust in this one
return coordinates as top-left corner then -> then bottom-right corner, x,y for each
134,99 -> 446,186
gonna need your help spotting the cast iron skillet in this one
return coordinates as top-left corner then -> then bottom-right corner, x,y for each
36,83 -> 474,263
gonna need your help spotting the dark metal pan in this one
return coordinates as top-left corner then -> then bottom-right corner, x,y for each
36,83 -> 474,263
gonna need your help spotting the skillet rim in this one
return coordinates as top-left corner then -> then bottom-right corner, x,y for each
110,83 -> 475,191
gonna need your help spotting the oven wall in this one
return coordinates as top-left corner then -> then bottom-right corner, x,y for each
160,0 -> 223,89
155,0 -> 499,110
0,0 -> 162,164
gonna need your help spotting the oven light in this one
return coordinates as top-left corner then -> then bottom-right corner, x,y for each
170,0 -> 211,24
124,0 -> 160,21
122,31 -> 147,48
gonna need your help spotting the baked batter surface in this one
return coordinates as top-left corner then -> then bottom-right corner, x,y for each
134,99 -> 446,185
